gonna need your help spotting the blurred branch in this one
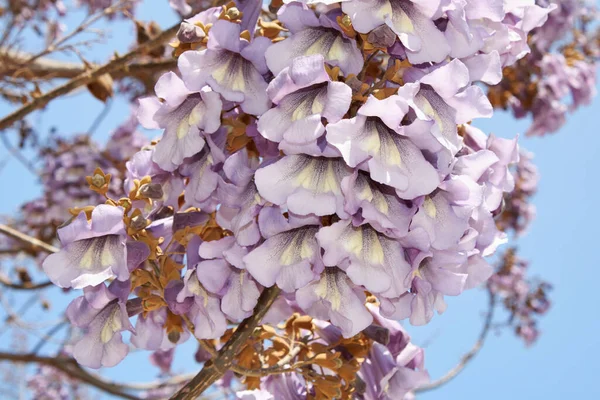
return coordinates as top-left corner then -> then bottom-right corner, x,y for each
415,292 -> 496,393
0,21 -> 181,132
0,351 -> 211,400
0,131 -> 38,176
171,286 -> 282,400
0,48 -> 176,82
0,224 -> 57,290
0,275 -> 53,291
0,224 -> 59,254
0,352 -> 141,400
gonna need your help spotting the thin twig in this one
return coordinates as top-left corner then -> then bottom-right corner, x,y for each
0,274 -> 53,291
88,99 -> 113,135
0,48 -> 177,81
415,292 -> 496,393
0,352 -> 141,400
0,22 -> 181,133
0,133 -> 38,176
170,286 -> 282,400
20,0 -> 132,67
31,319 -> 69,355
0,224 -> 59,254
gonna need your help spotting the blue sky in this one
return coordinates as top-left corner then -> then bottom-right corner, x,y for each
0,1 -> 598,398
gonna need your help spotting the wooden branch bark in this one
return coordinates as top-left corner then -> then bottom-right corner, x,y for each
415,292 -> 496,393
0,48 -> 177,81
0,352 -> 141,400
0,224 -> 59,254
170,286 -> 282,400
0,22 -> 181,132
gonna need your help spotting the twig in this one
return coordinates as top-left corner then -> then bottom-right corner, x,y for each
0,224 -> 59,254
0,49 -> 177,81
415,292 -> 496,393
31,319 -> 69,355
0,22 -> 181,133
88,99 -> 113,135
0,274 -> 53,291
0,352 -> 141,400
0,132 -> 38,176
20,0 -> 132,67
170,286 -> 282,400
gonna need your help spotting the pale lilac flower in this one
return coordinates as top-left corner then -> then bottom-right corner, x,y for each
66,284 -> 135,368
196,237 -> 261,320
137,72 -> 223,172
265,3 -> 363,76
254,154 -> 353,217
342,171 -> 417,239
244,208 -> 323,292
258,55 -> 352,149
296,267 -> 373,337
217,149 -> 264,246
342,0 -> 450,64
178,20 -> 272,115
327,94 -> 440,199
317,220 -> 412,298
42,205 -> 128,289
177,270 -> 228,339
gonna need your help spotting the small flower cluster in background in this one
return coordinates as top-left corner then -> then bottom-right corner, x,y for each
487,0 -> 599,136
489,248 -> 552,345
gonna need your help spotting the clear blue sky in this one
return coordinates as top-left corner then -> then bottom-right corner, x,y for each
0,1 -> 598,398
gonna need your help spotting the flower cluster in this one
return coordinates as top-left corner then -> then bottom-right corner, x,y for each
26,363 -> 87,400
497,149 -> 539,236
487,0 -> 599,136
39,0 -> 556,397
0,115 -> 146,262
488,248 -> 552,345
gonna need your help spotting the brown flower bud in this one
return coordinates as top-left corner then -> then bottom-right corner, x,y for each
367,25 -> 397,49
139,183 -> 164,199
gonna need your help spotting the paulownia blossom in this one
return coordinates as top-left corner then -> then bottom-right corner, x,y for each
35,3 -> 560,399
42,205 -> 129,289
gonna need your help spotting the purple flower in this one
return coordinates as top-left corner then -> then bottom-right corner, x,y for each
244,209 -> 323,292
196,237 -> 261,320
138,72 -> 223,172
342,171 -> 417,238
342,0 -> 450,64
254,154 -> 353,217
409,59 -> 493,156
131,308 -> 189,351
317,220 -> 412,298
258,54 -> 352,149
217,149 -> 265,246
66,284 -> 134,368
265,3 -> 363,76
327,94 -> 440,199
296,267 -> 372,338
178,20 -> 272,115
42,205 -> 128,289
180,133 -> 226,211
177,270 -> 228,340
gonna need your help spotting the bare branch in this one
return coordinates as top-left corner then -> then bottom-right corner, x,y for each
0,48 -> 176,81
415,292 -> 496,393
171,286 -> 282,400
0,352 -> 141,400
0,224 -> 59,254
0,22 -> 181,132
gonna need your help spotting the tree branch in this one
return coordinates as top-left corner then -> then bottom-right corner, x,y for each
0,22 -> 181,132
0,48 -> 176,82
0,224 -> 59,254
0,224 -> 57,290
0,352 -> 141,400
170,286 -> 282,400
415,292 -> 496,393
